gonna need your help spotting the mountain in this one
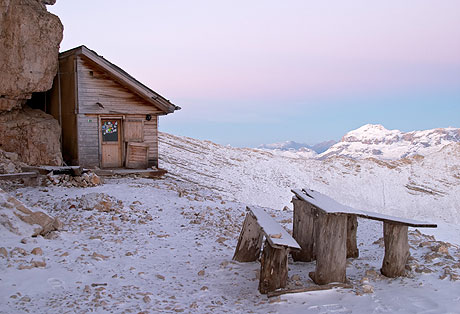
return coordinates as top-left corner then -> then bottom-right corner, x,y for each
309,140 -> 338,153
258,140 -> 337,154
319,124 -> 460,160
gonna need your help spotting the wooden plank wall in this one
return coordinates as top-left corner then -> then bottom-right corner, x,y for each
144,116 -> 159,167
77,115 -> 100,167
76,57 -> 163,115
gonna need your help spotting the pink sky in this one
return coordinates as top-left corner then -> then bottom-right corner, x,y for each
49,0 -> 460,145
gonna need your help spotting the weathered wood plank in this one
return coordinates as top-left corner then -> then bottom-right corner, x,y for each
347,214 -> 359,258
309,212 -> 347,285
381,222 -> 409,277
259,240 -> 289,294
233,212 -> 263,262
0,172 -> 38,180
267,283 -> 353,298
292,198 -> 316,262
292,189 -> 437,228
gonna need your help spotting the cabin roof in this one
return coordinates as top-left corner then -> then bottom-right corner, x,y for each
59,45 -> 180,115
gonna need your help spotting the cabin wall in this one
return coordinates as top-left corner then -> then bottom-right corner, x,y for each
77,114 -> 100,167
75,56 -> 162,168
144,116 -> 159,167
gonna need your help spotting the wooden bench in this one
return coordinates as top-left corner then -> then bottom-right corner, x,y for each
291,188 -> 437,284
233,206 -> 301,294
0,172 -> 39,186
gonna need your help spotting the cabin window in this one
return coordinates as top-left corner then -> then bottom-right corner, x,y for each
89,71 -> 94,77
102,120 -> 119,142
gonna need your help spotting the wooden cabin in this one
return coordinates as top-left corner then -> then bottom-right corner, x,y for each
46,45 -> 179,169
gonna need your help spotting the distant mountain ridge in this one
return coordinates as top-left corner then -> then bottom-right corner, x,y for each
258,140 -> 337,154
319,124 -> 460,160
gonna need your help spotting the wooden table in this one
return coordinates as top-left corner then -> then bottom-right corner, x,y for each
291,188 -> 437,284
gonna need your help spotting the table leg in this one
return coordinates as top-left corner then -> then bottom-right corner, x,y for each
381,222 -> 409,277
259,240 -> 289,294
310,213 -> 347,285
292,198 -> 316,262
347,214 -> 359,258
233,212 -> 263,262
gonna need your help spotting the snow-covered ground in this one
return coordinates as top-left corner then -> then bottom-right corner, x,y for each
1,131 -> 460,313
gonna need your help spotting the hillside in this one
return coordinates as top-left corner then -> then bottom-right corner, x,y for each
159,132 -> 460,225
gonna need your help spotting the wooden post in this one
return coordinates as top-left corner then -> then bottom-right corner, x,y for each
292,198 -> 316,262
381,222 -> 409,277
346,214 -> 359,258
233,212 -> 263,262
310,212 -> 347,285
259,240 -> 289,294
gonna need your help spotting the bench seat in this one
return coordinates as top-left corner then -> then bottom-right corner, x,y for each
233,206 -> 300,294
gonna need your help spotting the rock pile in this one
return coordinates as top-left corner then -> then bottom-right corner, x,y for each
46,172 -> 103,188
0,149 -> 27,174
60,193 -> 124,213
0,188 -> 61,237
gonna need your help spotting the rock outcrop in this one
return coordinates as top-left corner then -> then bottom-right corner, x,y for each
0,107 -> 63,166
0,188 -> 61,237
0,0 -> 63,166
0,0 -> 63,111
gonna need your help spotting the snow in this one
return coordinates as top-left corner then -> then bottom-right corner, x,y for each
249,206 -> 300,249
1,130 -> 460,313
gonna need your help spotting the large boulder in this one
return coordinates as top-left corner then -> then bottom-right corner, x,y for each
0,0 -> 63,111
0,106 -> 63,166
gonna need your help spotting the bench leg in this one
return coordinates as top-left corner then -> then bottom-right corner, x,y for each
310,213 -> 347,285
347,214 -> 359,258
381,222 -> 409,277
259,240 -> 288,294
233,212 -> 263,262
292,198 -> 316,262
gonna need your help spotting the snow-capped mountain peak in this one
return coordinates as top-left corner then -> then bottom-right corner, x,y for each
320,124 -> 460,160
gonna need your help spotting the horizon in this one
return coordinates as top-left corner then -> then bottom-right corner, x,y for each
49,1 -> 460,147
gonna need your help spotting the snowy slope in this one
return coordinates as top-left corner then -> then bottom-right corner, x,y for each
319,124 -> 460,160
159,132 -> 460,226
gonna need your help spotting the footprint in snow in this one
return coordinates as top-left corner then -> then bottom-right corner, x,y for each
47,278 -> 65,289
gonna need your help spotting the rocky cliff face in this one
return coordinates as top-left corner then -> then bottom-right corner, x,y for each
0,0 -> 63,167
0,107 -> 63,166
0,0 -> 63,111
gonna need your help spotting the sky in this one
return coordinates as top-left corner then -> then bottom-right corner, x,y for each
49,1 -> 460,147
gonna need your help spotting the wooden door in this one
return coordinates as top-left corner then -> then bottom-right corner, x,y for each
101,119 -> 122,168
